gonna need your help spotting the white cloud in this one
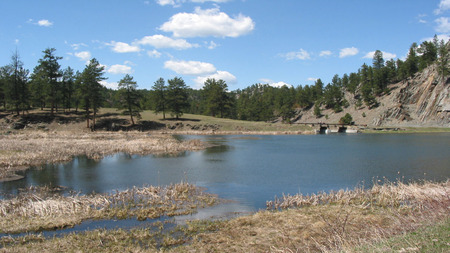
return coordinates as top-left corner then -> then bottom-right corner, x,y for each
147,49 -> 162,58
100,81 -> 118,90
156,0 -> 230,7
74,51 -> 92,62
207,41 -> 218,49
107,64 -> 134,74
108,41 -> 141,53
319,50 -> 332,57
339,47 -> 359,58
71,43 -> 88,50
260,78 -> 292,88
422,34 -> 450,43
137,34 -> 198,49
37,19 -> 53,27
194,70 -> 237,88
435,0 -> 450,14
164,60 -> 217,75
307,77 -> 318,82
363,51 -> 397,60
435,17 -> 450,33
280,49 -> 311,60
159,7 -> 255,38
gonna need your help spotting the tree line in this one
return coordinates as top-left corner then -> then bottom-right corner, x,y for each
0,36 -> 448,127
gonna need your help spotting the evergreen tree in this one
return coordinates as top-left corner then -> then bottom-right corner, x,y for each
372,50 -> 385,69
152,77 -> 168,119
117,74 -> 141,125
405,43 -> 419,77
61,67 -> 75,112
418,40 -> 438,70
0,67 -> 6,109
347,72 -> 359,95
202,78 -> 231,118
79,58 -> 106,129
29,64 -> 47,110
437,39 -> 449,81
38,48 -> 62,116
167,77 -> 189,119
5,51 -> 29,115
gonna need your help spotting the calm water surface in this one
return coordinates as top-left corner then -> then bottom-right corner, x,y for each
1,133 -> 449,213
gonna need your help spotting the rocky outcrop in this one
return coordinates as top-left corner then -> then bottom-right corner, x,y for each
293,63 -> 449,127
376,65 -> 449,126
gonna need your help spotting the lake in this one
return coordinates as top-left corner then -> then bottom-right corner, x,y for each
1,133 -> 449,215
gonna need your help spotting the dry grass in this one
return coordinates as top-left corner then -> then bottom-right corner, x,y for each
0,182 -> 218,234
1,181 -> 447,252
172,180 -> 449,252
0,131 -> 204,180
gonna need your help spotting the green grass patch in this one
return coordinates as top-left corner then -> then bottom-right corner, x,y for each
353,218 -> 450,253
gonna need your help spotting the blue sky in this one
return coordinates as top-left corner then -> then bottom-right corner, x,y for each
1,0 -> 449,90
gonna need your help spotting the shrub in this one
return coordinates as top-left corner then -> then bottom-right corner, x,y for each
339,113 -> 353,125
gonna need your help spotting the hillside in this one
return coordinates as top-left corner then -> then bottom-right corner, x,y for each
293,63 -> 450,128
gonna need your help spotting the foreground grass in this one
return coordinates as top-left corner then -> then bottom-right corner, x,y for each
0,182 -> 218,234
353,218 -> 449,253
1,180 -> 448,252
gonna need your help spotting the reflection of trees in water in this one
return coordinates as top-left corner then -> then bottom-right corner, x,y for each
152,152 -> 187,158
204,145 -> 231,155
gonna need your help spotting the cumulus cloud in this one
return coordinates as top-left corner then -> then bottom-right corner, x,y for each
194,70 -> 237,88
107,64 -> 134,74
159,7 -> 255,38
339,47 -> 359,58
164,60 -> 217,75
108,41 -> 141,53
363,51 -> 397,60
435,17 -> 450,33
156,0 -> 230,7
259,78 -> 292,88
74,51 -> 92,62
100,81 -> 118,90
37,19 -> 53,27
137,34 -> 198,49
307,77 -> 318,82
280,49 -> 311,60
435,0 -> 450,14
319,50 -> 332,57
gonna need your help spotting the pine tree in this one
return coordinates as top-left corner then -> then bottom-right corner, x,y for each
38,48 -> 62,116
117,74 -> 141,125
202,78 -> 230,118
79,58 -> 106,129
167,77 -> 189,119
152,77 -> 168,119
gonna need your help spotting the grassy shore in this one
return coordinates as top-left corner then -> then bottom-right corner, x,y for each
0,182 -> 218,234
0,131 -> 205,181
1,180 -> 448,252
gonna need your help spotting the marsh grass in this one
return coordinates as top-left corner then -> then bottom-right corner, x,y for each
1,180 -> 447,252
0,131 -> 204,180
0,182 -> 218,234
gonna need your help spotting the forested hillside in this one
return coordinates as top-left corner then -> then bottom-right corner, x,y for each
0,36 -> 448,128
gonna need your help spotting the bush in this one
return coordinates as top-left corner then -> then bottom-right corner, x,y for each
339,113 -> 353,125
